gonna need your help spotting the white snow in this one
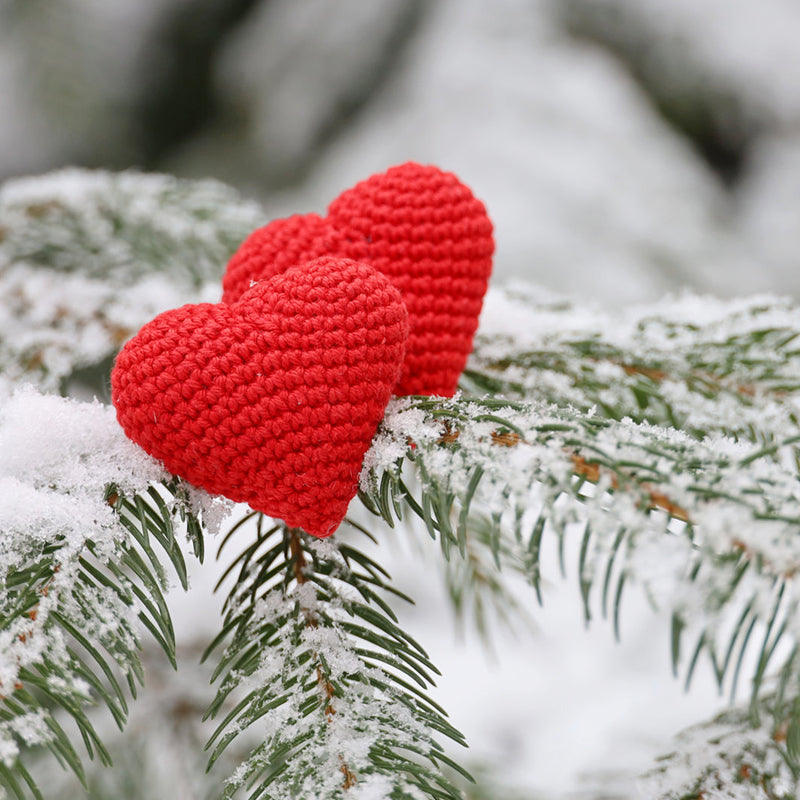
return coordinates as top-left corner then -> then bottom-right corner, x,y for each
0,384 -> 166,500
0,169 -> 264,391
0,384 -> 219,763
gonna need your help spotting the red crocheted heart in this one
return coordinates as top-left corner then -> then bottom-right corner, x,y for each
222,162 -> 494,397
111,257 -> 409,538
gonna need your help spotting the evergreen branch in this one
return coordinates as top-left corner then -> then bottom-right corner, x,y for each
464,289 -> 800,442
0,480 -> 205,799
0,169 -> 265,393
17,643 -> 246,800
0,386 -> 220,798
359,394 -> 800,716
205,520 -> 470,799
642,691 -> 800,799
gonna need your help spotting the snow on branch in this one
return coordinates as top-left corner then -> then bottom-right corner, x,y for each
360,365 -> 800,704
0,385 -> 221,793
467,285 -> 800,440
0,169 -> 265,391
206,523 -> 469,800
357,284 -> 800,793
642,695 -> 799,800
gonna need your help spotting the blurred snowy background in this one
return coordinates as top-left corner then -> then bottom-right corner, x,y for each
2,0 -> 800,796
3,0 -> 800,304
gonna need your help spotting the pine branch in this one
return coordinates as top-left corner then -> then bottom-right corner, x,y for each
0,484 -> 209,798
0,481 -> 207,800
204,519 -> 470,800
21,644 -> 246,800
465,288 -> 800,441
0,168 -> 265,393
440,512 -> 533,641
359,388 -> 800,718
642,690 -> 800,799
0,387 -> 216,799
361,284 -> 800,791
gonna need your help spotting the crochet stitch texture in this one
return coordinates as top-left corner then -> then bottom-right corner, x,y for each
223,162 -> 494,397
111,257 -> 409,537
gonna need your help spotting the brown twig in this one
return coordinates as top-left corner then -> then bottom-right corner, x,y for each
491,430 -> 522,447
288,527 -> 357,790
289,528 -> 308,586
571,453 -> 690,522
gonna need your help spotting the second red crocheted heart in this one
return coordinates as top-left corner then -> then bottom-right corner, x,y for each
222,162 -> 494,397
111,257 -> 409,538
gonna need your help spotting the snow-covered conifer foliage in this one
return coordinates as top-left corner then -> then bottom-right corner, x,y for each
2,168 -> 800,798
0,170 -> 264,393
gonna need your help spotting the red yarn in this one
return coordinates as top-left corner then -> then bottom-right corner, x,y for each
222,162 -> 494,397
111,257 -> 409,538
